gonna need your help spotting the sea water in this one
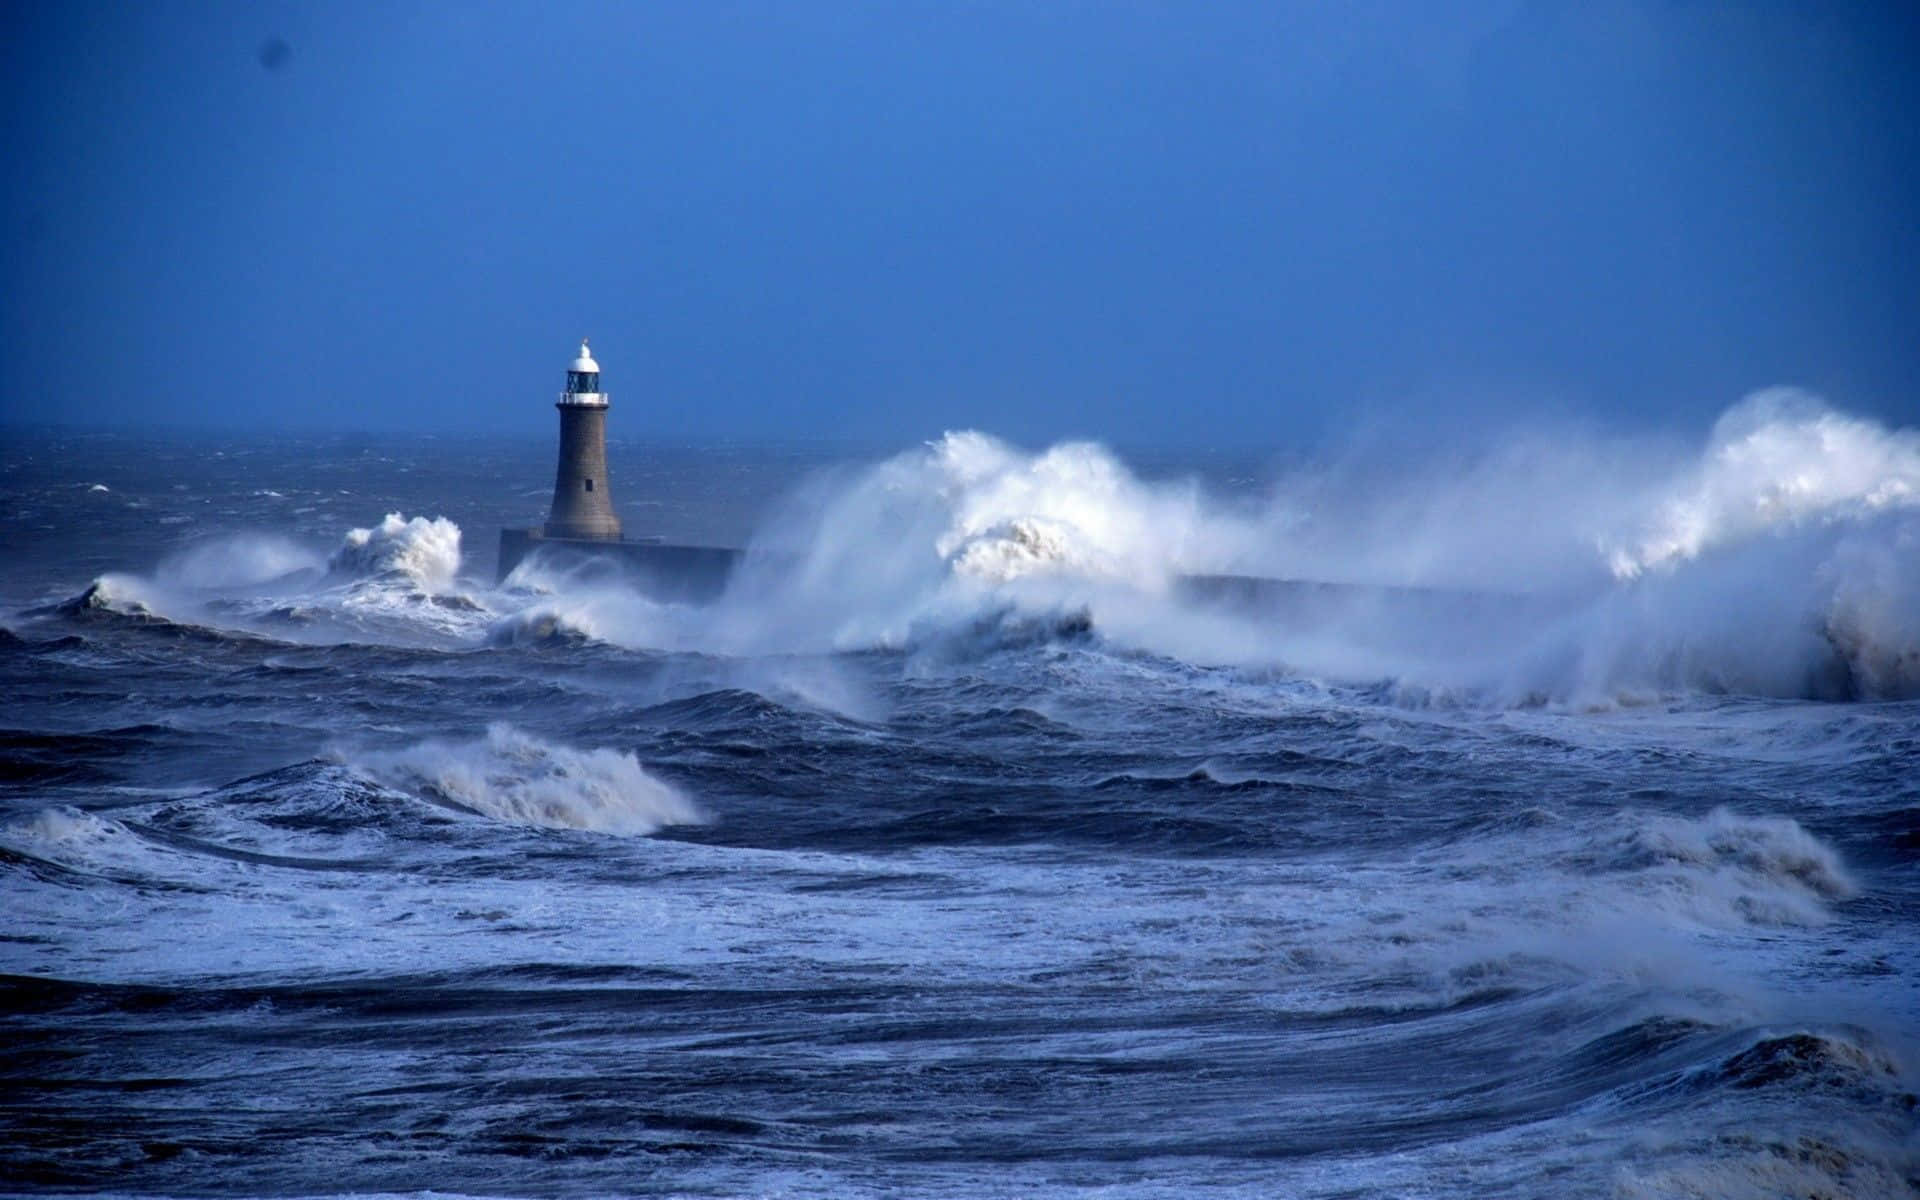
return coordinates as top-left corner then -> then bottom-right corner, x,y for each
2,391 -> 1916,1197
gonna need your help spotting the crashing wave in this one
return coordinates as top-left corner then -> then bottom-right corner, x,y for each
47,575 -> 167,622
689,400 -> 1920,700
941,517 -> 1109,583
1606,390 -> 1920,579
904,602 -> 1095,662
0,804 -> 181,885
24,518 -> 488,648
1715,1030 -> 1903,1095
1601,807 -> 1856,928
328,513 -> 462,592
925,433 -> 1219,586
1816,518 -> 1920,699
486,606 -> 600,647
341,723 -> 700,835
7,804 -> 130,848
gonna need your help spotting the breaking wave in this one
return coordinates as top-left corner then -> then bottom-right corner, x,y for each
677,392 -> 1919,701
22,394 -> 1916,703
922,432 -> 1226,585
1605,389 -> 1920,578
24,514 -> 489,647
1363,806 -> 1865,995
328,513 -> 463,592
700,432 -> 1233,653
4,805 -> 137,855
49,574 -> 167,622
487,555 -> 681,650
1598,807 -> 1857,928
486,605 -> 602,648
341,723 -> 701,835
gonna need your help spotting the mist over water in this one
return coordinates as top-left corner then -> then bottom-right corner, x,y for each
2,394 -> 1916,1197
488,389 -> 1920,704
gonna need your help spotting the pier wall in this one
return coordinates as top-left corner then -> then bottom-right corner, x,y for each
498,529 -> 741,603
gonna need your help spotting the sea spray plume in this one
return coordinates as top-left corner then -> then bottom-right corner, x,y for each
1511,389 -> 1920,702
329,513 -> 462,591
1817,517 -> 1920,698
48,517 -> 487,646
491,551 -> 708,650
1180,391 -> 1920,701
1494,526 -> 1920,704
1233,390 -> 1917,596
342,723 -> 700,834
715,431 -> 1245,652
43,535 -> 321,628
928,433 -> 1229,585
51,573 -> 167,621
159,533 -> 322,589
1244,421 -> 1675,593
1606,389 -> 1920,579
493,398 -> 1918,700
1493,525 -> 1862,704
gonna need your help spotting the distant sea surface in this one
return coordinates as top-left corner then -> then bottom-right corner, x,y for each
3,415 -> 1916,1198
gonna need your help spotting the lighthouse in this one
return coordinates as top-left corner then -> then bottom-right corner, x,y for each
497,337 -> 740,596
543,338 -> 622,541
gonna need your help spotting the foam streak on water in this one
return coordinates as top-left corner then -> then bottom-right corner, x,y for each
1,403 -> 1916,1198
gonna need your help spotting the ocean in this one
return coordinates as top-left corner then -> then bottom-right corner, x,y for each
3,393 -> 1917,1198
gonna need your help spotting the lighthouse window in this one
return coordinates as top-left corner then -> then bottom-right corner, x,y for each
568,371 -> 599,394
584,478 -> 594,492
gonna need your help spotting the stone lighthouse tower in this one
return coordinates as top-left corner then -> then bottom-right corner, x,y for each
500,335 -> 736,590
543,338 -> 622,541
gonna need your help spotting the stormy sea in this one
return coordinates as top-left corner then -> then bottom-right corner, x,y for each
3,389 -> 1917,1199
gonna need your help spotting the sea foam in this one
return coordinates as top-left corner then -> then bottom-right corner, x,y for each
1605,389 -> 1920,578
674,393 -> 1920,702
330,513 -> 463,592
343,723 -> 701,835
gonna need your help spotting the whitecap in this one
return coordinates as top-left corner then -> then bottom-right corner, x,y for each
329,512 -> 462,592
341,723 -> 701,835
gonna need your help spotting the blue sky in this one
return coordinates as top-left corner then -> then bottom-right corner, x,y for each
3,1 -> 1914,448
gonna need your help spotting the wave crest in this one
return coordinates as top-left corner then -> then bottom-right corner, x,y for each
486,606 -> 601,647
1607,390 -> 1920,579
926,434 -> 1217,585
342,724 -> 700,835
329,513 -> 462,592
1608,807 -> 1856,927
53,574 -> 165,621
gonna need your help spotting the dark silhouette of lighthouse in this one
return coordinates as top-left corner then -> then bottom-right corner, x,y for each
544,338 -> 622,540
497,336 -> 738,595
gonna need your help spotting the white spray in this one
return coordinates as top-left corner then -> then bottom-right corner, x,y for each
342,723 -> 701,835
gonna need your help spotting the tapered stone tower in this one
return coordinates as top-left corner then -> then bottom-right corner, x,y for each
543,339 -> 622,540
498,337 -> 739,595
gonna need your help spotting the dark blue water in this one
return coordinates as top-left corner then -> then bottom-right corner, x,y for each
3,413 -> 1917,1198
